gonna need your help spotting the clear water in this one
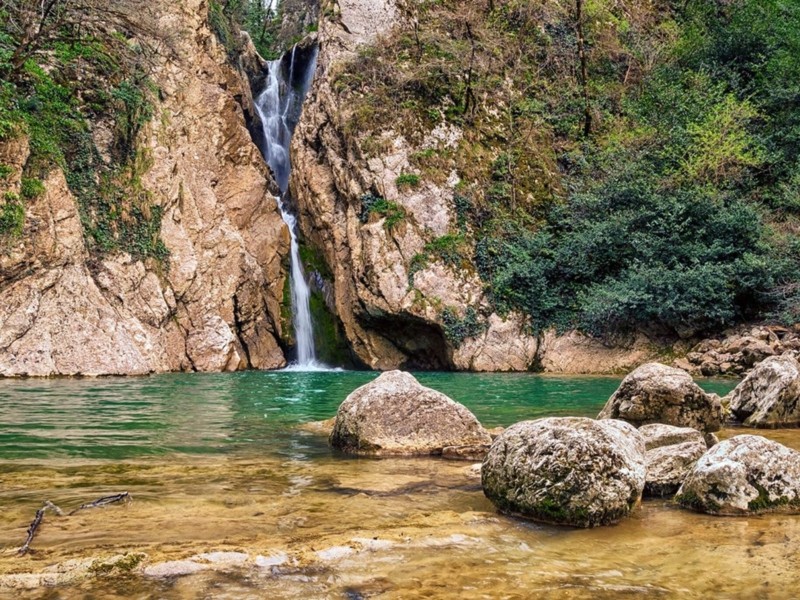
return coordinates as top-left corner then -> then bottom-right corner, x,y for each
5,372 -> 798,600
0,371 -> 735,461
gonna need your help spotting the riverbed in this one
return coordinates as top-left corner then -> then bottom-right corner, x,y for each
1,371 -> 797,599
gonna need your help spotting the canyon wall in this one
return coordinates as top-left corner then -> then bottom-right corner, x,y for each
0,0 -> 288,376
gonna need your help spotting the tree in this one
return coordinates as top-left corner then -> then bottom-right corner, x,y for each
575,0 -> 591,137
0,0 -> 173,83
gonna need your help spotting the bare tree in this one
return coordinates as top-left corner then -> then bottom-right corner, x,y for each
0,0 -> 176,82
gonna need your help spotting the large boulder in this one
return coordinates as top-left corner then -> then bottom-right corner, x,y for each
728,354 -> 800,428
481,417 -> 646,528
329,371 -> 491,457
676,435 -> 800,515
598,363 -> 723,432
639,424 -> 707,497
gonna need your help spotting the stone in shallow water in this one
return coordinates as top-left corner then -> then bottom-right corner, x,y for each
316,546 -> 355,561
676,434 -> 800,515
143,560 -> 206,578
193,551 -> 249,566
598,362 -> 723,432
330,370 -> 491,457
645,442 -> 707,498
639,424 -> 708,497
729,353 -> 800,428
482,417 -> 646,527
639,423 -> 706,450
255,553 -> 289,568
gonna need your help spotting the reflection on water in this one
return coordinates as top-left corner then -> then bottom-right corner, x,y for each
3,371 -> 793,599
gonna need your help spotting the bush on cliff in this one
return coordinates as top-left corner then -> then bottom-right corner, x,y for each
334,0 -> 800,336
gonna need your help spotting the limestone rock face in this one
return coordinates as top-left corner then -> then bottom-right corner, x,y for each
676,435 -> 800,515
639,424 -> 707,497
537,330 -> 661,374
481,418 -> 647,527
289,0 -> 539,371
598,363 -> 723,432
330,370 -> 491,456
728,354 -> 800,428
0,1 -> 288,375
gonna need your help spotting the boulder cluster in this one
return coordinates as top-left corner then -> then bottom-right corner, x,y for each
327,355 -> 800,528
674,325 -> 800,377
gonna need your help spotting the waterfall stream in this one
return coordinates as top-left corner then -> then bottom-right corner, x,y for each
254,46 -> 320,368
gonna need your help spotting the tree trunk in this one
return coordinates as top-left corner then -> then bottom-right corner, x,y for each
576,0 -> 592,137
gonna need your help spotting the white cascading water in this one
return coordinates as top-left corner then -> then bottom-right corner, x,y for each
254,46 -> 321,368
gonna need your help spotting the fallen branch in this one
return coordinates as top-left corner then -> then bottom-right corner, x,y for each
18,501 -> 63,555
18,493 -> 131,556
68,491 -> 131,516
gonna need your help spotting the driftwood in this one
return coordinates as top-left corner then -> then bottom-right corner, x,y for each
18,493 -> 131,556
18,501 -> 63,555
68,492 -> 131,516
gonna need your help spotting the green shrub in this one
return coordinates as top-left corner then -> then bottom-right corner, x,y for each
359,193 -> 406,229
0,81 -> 22,140
479,171 -> 785,336
396,173 -> 421,189
20,178 -> 45,199
111,79 -> 154,160
0,191 -> 24,237
441,306 -> 486,346
424,234 -> 468,269
453,194 -> 472,232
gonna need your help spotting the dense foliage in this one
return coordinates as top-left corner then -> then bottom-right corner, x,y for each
336,0 -> 800,336
210,0 -> 317,61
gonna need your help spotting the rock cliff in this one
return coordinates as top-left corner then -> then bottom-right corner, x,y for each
0,0 -> 289,376
290,0 -> 542,370
288,0 -> 669,372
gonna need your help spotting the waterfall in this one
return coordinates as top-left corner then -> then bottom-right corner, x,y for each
254,46 -> 321,368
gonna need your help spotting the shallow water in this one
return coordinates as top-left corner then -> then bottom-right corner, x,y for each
1,371 -> 797,598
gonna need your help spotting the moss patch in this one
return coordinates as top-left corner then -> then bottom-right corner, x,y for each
0,191 -> 24,238
309,291 -> 352,367
676,488 -> 721,514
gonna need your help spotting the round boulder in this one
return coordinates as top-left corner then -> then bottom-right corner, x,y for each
598,363 -> 723,432
330,370 -> 491,457
639,424 -> 707,498
676,435 -> 800,515
481,417 -> 646,528
728,354 -> 800,428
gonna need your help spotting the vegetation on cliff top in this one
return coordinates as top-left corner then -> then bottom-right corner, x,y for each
0,1 -> 169,262
336,0 -> 800,338
211,0 -> 319,61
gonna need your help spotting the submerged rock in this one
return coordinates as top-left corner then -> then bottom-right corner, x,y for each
481,417 -> 646,527
728,354 -> 800,428
598,363 -> 723,432
330,371 -> 491,457
143,560 -> 206,578
639,424 -> 707,497
676,435 -> 800,515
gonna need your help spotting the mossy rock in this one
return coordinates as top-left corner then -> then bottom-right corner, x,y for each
677,435 -> 800,515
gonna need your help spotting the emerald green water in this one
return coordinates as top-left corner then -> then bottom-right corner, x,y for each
0,372 -> 735,460
9,372 -> 786,600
